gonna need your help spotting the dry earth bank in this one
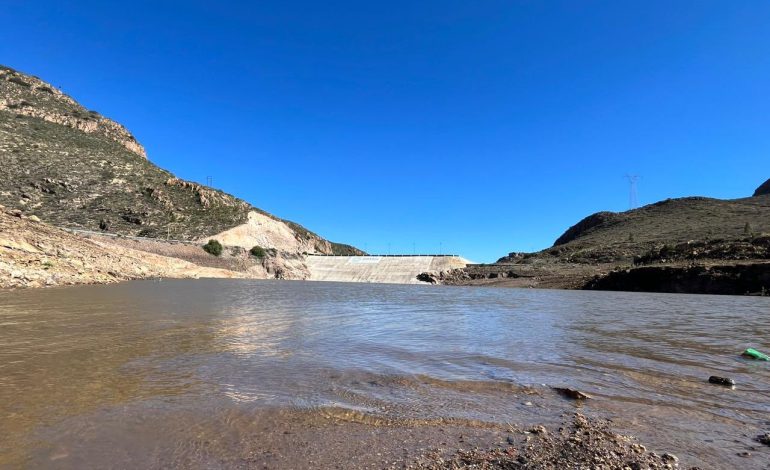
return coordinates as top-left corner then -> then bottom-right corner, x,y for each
0,207 -> 246,288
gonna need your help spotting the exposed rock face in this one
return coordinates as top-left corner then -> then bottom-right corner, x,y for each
754,178 -> 770,197
204,210 -> 333,254
584,263 -> 770,295
0,65 -> 146,158
633,237 -> 770,265
417,269 -> 470,285
164,177 -> 251,211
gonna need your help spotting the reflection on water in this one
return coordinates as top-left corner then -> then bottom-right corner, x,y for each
1,280 -> 769,468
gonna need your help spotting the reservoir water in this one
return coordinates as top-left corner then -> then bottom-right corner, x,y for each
1,280 -> 769,468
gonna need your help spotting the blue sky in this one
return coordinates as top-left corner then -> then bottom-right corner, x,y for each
3,1 -> 770,262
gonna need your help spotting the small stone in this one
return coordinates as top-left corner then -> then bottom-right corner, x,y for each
573,413 -> 590,429
529,425 -> 547,435
661,453 -> 678,463
553,387 -> 592,400
27,215 -> 41,223
757,433 -> 770,446
708,376 -> 735,386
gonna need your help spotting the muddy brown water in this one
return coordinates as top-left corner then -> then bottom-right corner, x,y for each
1,280 -> 769,469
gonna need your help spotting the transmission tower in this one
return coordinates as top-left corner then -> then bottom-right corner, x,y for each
625,175 -> 640,209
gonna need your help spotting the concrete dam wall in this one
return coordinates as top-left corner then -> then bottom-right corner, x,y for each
305,255 -> 469,284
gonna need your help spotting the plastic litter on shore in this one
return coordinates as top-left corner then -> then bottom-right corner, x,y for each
741,348 -> 769,361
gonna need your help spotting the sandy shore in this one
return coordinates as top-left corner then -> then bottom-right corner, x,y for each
257,412 -> 688,470
22,406 -> 691,469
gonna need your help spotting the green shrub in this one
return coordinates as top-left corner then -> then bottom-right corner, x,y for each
250,245 -> 266,258
203,239 -> 223,256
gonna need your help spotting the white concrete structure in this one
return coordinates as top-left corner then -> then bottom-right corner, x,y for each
305,255 -> 469,284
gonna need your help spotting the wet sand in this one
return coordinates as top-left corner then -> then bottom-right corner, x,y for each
22,406 -> 689,469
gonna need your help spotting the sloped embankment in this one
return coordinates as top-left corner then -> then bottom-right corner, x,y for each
0,208 -> 241,288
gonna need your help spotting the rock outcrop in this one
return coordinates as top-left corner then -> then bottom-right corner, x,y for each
0,65 -> 146,158
584,263 -> 770,295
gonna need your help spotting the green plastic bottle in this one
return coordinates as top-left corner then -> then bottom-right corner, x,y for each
742,348 -> 770,361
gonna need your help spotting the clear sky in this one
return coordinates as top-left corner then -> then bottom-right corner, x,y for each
3,1 -> 770,261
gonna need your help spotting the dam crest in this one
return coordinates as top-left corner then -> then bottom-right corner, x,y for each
305,255 -> 470,284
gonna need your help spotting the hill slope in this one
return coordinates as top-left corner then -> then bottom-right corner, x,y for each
446,187 -> 770,294
0,65 -> 361,256
533,195 -> 770,265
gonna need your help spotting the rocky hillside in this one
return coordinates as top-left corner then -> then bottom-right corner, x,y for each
0,65 -> 362,255
444,181 -> 770,294
0,66 -> 145,157
529,194 -> 770,265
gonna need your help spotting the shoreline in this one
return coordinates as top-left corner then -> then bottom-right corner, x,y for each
4,207 -> 770,297
10,405 -> 692,469
420,260 -> 770,296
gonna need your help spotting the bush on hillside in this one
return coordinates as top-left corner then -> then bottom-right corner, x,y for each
203,239 -> 223,256
250,245 -> 266,258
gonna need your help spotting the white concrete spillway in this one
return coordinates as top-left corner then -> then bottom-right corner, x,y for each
305,255 -> 470,284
